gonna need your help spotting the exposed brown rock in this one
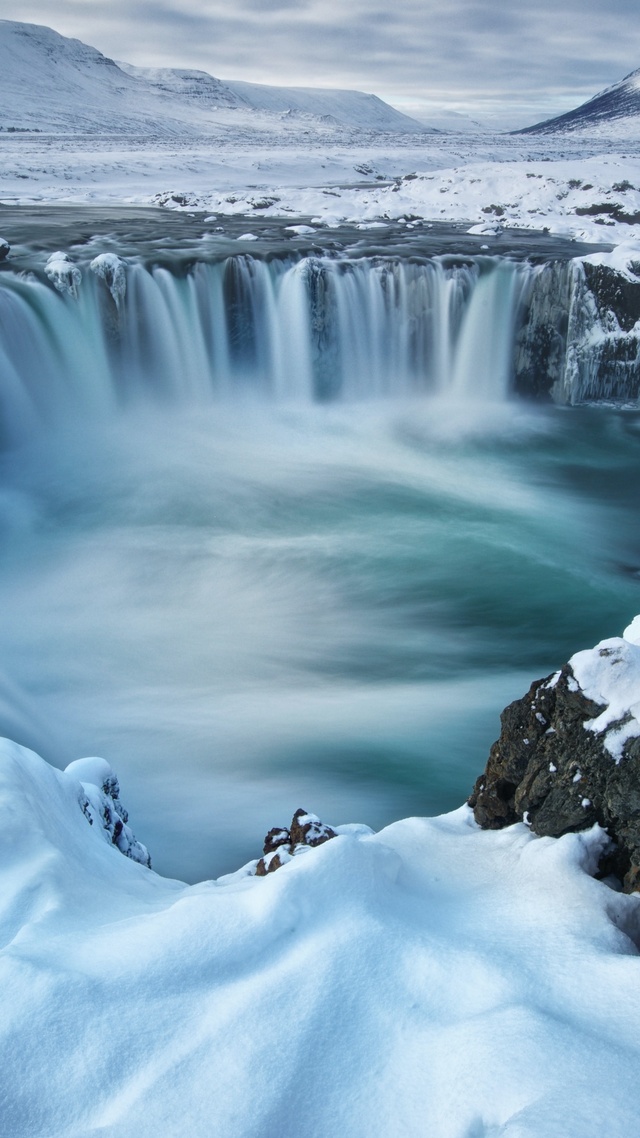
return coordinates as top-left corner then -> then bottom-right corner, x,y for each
254,809 -> 337,876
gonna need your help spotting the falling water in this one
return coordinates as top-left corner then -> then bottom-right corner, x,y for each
1,243 -> 639,882
0,254 -> 536,438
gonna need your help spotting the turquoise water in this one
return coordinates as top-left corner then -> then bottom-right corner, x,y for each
0,397 -> 638,879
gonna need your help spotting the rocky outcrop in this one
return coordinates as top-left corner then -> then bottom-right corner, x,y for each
66,756 -> 152,868
0,238 -> 9,262
514,259 -> 640,404
469,620 -> 640,891
255,808 -> 337,875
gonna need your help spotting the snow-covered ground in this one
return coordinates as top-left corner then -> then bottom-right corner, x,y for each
3,621 -> 640,1137
4,131 -> 640,246
3,19 -> 640,249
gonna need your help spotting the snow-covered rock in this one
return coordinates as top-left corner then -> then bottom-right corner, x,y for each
90,252 -> 126,306
470,615 -> 640,891
66,755 -> 151,866
44,251 -> 81,296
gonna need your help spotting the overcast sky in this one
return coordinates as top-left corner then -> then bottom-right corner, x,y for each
4,0 -> 640,124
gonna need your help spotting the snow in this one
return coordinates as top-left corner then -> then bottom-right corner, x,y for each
570,625 -> 640,761
2,735 -> 640,1137
2,20 -> 640,256
44,250 -> 81,296
89,252 -> 126,306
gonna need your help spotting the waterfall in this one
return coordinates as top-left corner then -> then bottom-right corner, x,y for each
0,254 -> 541,441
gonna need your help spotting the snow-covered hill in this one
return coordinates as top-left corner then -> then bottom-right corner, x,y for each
0,19 -> 194,135
222,78 -> 434,132
0,19 -> 426,137
116,63 -> 246,111
519,67 -> 640,136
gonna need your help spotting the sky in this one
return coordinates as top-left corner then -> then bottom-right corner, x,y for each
3,0 -> 640,126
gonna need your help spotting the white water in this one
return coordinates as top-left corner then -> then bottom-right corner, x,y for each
0,255 -> 535,439
1,251 -> 638,881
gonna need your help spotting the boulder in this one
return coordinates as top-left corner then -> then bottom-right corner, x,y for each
255,809 -> 336,876
469,618 -> 640,891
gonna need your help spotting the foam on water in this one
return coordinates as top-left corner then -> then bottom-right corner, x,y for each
0,249 -> 639,878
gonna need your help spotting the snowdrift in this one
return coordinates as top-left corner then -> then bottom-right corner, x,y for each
3,621 -> 640,1136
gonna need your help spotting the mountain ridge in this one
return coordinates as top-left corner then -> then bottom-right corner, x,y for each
0,19 -> 428,136
516,66 -> 640,135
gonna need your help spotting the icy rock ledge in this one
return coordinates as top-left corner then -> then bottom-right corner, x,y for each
66,755 -> 151,867
469,615 -> 640,890
44,251 -> 81,297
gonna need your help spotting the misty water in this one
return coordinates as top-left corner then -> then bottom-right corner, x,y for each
0,213 -> 638,881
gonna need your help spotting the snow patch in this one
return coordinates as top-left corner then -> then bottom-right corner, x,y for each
44,251 -> 81,296
570,626 -> 640,761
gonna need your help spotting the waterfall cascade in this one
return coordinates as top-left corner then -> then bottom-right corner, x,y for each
0,249 -> 638,442
0,255 -> 536,441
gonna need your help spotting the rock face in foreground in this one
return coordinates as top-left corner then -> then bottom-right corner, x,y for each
469,619 -> 640,891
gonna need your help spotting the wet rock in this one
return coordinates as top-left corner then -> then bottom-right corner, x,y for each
255,809 -> 337,875
514,260 -> 640,404
0,237 -> 9,262
469,635 -> 640,891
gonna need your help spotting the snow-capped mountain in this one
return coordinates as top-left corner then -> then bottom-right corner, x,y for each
518,67 -> 640,135
0,20 -> 190,135
0,19 -> 427,136
220,79 -> 433,132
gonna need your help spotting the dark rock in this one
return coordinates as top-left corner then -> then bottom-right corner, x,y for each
582,262 -> 640,332
254,808 -> 337,875
513,259 -> 640,404
0,238 -> 9,262
469,657 -> 640,891
255,849 -> 291,876
289,808 -> 337,848
263,827 -> 290,855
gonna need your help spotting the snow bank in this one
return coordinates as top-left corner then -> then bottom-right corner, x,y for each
570,623 -> 640,760
198,153 -> 640,243
2,736 -> 640,1136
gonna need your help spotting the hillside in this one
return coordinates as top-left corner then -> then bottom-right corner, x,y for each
518,67 -> 640,135
222,79 -> 435,132
0,19 -> 426,136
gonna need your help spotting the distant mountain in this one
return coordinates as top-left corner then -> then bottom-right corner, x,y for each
0,19 -> 428,136
221,80 -> 433,132
516,68 -> 640,135
116,64 -> 245,111
0,19 -> 187,135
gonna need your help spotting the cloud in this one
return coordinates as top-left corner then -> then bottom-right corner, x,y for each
6,0 -> 640,119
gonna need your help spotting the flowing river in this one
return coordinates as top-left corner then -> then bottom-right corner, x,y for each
0,209 -> 637,880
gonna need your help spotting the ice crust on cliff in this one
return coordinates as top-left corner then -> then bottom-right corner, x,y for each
2,734 -> 640,1137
